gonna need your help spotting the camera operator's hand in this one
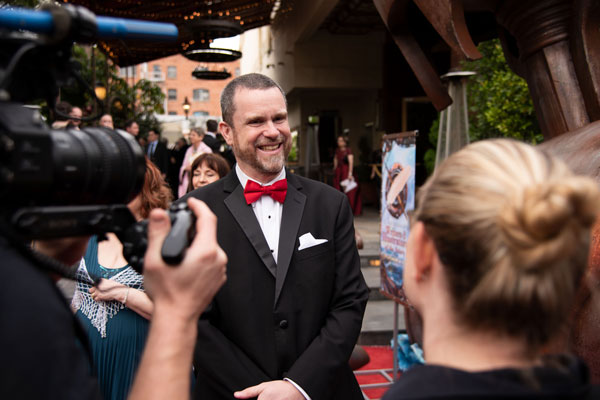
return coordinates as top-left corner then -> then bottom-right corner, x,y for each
128,198 -> 227,400
143,197 -> 227,317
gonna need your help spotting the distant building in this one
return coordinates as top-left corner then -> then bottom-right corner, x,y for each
119,54 -> 240,120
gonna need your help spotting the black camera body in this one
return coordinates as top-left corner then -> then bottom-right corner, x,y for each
121,203 -> 197,272
0,5 -> 190,273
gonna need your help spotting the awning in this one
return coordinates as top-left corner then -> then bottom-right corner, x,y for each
62,0 -> 292,66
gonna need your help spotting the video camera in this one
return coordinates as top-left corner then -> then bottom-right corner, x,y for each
0,4 -> 195,273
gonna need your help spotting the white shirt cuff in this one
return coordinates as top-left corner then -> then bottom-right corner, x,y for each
284,378 -> 312,400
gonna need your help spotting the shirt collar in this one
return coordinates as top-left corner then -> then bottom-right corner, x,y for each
235,164 -> 286,188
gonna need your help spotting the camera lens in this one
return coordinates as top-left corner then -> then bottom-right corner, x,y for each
1,119 -> 145,206
49,127 -> 145,205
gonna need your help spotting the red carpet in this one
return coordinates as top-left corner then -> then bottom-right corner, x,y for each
354,346 -> 398,399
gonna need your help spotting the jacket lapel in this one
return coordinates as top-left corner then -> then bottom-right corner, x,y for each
223,172 -> 278,278
274,173 -> 306,306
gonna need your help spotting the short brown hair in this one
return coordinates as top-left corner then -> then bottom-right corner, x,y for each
187,153 -> 231,193
415,139 -> 600,349
220,73 -> 287,126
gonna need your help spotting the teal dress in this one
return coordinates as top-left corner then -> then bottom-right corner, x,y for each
73,236 -> 149,400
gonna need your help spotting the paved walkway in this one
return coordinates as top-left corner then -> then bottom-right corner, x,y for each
354,207 -> 403,345
354,207 -> 381,257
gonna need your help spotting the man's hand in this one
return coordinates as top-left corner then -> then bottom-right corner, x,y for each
143,197 -> 227,320
234,380 -> 305,400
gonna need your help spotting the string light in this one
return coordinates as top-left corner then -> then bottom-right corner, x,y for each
68,0 -> 291,65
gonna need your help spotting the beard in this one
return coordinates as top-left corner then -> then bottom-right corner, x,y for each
232,134 -> 291,176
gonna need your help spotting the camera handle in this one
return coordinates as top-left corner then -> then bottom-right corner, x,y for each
10,205 -> 137,239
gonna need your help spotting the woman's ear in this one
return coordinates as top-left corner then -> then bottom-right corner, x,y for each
412,221 -> 436,282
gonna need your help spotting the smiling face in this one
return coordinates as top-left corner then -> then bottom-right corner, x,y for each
220,87 -> 291,183
192,162 -> 220,189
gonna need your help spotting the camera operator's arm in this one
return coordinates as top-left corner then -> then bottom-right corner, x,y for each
128,198 -> 227,400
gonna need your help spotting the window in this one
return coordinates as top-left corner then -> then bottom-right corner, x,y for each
118,66 -> 136,78
167,66 -> 177,79
193,111 -> 209,117
193,89 -> 209,102
168,111 -> 177,116
168,89 -> 177,100
151,65 -> 162,80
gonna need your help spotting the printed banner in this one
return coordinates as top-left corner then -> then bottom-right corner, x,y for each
380,132 -> 417,304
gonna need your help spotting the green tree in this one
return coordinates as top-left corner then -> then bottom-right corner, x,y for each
60,45 -> 164,134
464,40 -> 541,143
1,0 -> 40,8
424,39 -> 541,175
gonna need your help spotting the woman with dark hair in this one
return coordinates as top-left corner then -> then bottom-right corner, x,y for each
71,157 -> 173,400
178,128 -> 212,198
187,153 -> 231,193
383,139 -> 600,399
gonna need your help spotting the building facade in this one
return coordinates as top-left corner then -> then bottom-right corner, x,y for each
120,54 -> 240,119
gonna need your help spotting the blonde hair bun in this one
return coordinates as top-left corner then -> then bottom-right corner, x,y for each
500,179 -> 600,273
414,139 -> 600,347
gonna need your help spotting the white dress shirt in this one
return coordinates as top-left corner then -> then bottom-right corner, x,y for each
235,165 -> 312,400
235,165 -> 285,264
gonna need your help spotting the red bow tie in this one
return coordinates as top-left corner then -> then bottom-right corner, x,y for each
244,179 -> 287,204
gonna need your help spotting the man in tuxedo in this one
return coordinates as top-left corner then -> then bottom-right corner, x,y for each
181,73 -> 368,400
146,129 -> 169,177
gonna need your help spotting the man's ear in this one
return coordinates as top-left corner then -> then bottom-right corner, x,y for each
219,121 -> 234,146
412,221 -> 436,282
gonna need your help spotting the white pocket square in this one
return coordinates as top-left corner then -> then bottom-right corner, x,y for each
298,232 -> 328,251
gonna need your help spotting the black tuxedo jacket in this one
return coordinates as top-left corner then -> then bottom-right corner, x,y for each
146,141 -> 169,175
181,170 -> 369,400
203,133 -> 221,153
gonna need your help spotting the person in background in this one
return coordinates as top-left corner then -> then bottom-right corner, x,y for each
68,106 -> 83,130
186,153 -> 230,193
72,157 -> 173,400
178,127 -> 212,198
124,120 -> 139,137
146,130 -> 169,178
99,114 -> 114,129
383,139 -> 600,400
168,137 -> 188,199
51,101 -> 73,129
203,119 -> 221,154
333,135 -> 362,215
